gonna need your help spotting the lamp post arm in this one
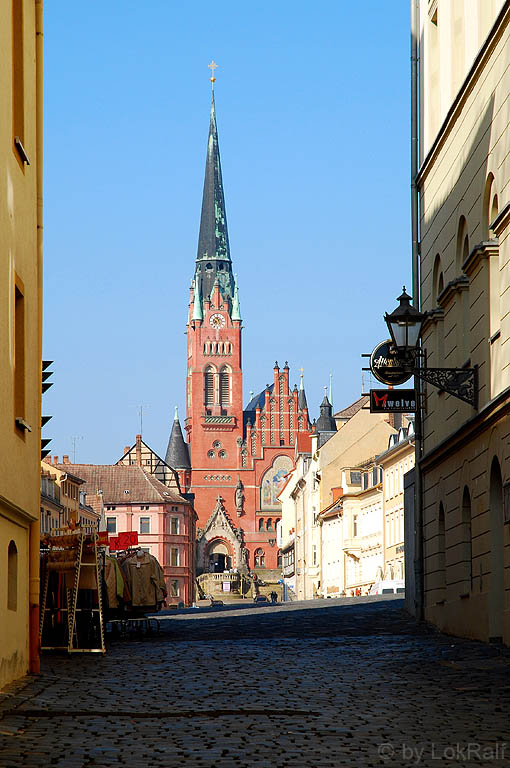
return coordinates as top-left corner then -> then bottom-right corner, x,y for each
413,365 -> 478,408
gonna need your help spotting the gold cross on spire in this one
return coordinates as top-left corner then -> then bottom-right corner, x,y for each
208,60 -> 218,85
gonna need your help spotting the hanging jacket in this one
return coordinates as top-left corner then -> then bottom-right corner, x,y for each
120,551 -> 167,607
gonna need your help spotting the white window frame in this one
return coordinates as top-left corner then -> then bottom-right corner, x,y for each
139,516 -> 151,534
106,516 -> 117,534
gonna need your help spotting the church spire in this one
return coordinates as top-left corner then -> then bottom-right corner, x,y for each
195,65 -> 235,304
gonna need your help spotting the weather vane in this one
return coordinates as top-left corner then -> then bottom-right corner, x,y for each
208,60 -> 218,87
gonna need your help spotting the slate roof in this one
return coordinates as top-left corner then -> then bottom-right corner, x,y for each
316,395 -> 337,434
165,415 -> 191,470
334,395 -> 369,420
53,464 -> 188,505
244,384 -> 274,413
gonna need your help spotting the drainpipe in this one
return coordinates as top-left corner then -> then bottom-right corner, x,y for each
411,0 -> 424,621
30,0 -> 44,675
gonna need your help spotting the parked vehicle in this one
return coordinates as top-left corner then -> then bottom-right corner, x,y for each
369,580 -> 405,595
253,595 -> 269,604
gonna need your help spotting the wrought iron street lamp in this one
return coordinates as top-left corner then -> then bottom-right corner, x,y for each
384,288 -> 478,409
384,287 -> 424,352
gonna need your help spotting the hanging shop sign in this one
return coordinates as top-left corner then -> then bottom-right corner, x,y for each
370,389 -> 417,413
370,340 -> 413,386
109,531 -> 139,551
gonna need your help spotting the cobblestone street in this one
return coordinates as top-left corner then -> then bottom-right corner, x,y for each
1,597 -> 510,767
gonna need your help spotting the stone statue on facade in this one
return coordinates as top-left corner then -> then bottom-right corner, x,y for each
235,477 -> 245,516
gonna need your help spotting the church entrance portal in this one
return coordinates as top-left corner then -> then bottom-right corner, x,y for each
207,540 -> 232,573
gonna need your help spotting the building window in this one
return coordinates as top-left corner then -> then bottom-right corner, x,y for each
258,518 -> 265,531
140,517 -> 150,534
171,517 -> 179,535
14,279 -> 25,432
254,548 -> 265,568
218,450 -> 227,459
353,515 -> 358,538
170,580 -> 180,597
461,486 -> 472,591
171,548 -> 179,566
219,366 -> 230,406
7,541 -> 17,611
146,459 -> 151,466
312,544 -> 317,566
106,517 -> 117,534
266,518 -> 273,531
204,366 -> 215,406
438,503 -> 446,598
208,450 -> 215,459
12,0 -> 25,165
277,550 -> 282,568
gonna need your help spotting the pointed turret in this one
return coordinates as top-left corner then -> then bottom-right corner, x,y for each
165,407 -> 191,470
194,86 -> 235,304
316,389 -> 337,448
231,274 -> 241,321
192,279 -> 203,322
298,369 -> 309,412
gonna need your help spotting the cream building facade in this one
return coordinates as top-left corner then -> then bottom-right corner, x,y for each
0,0 -> 43,688
279,433 -> 319,600
378,423 -> 415,582
415,0 -> 510,641
317,404 -> 395,597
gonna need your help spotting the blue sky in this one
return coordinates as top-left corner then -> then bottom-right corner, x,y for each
43,1 -> 411,464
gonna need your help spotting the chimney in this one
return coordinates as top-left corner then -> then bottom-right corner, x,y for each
124,446 -> 130,456
136,434 -> 142,466
62,455 -> 70,464
53,456 -> 59,465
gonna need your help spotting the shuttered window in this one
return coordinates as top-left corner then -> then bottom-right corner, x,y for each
204,367 -> 214,405
219,368 -> 230,406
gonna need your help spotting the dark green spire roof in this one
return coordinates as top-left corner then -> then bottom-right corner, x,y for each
195,90 -> 235,302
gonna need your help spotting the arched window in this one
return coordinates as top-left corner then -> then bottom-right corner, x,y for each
438,503 -> 446,600
483,173 -> 499,239
456,216 -> 468,272
433,253 -> 444,303
258,518 -> 265,531
489,457 -> 504,639
277,550 -> 282,568
254,548 -> 265,568
461,486 -> 472,591
266,518 -> 273,531
219,366 -> 230,407
7,540 -> 17,611
204,366 -> 215,406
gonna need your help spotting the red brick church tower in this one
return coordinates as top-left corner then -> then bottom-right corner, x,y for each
166,76 -> 311,578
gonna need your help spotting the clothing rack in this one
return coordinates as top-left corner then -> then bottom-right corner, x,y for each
39,530 -> 106,654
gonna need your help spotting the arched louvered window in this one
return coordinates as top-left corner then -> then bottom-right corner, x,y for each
204,366 -> 215,406
219,366 -> 230,406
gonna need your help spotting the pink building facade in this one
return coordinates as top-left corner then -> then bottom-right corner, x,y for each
54,460 -> 196,606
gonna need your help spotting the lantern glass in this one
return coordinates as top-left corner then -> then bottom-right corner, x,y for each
385,288 -> 424,351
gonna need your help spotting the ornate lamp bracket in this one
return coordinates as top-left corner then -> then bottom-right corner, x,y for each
413,364 -> 478,409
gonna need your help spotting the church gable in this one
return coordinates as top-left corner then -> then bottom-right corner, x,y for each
201,495 -> 240,541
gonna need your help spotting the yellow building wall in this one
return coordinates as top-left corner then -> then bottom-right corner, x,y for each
0,0 -> 43,689
418,4 -> 510,643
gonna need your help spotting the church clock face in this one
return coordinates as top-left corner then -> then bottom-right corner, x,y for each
210,313 -> 225,329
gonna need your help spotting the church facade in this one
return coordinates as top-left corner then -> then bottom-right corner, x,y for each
166,83 -> 311,578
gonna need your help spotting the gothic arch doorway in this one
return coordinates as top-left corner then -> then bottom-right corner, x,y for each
206,539 -> 233,573
489,457 -> 504,640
